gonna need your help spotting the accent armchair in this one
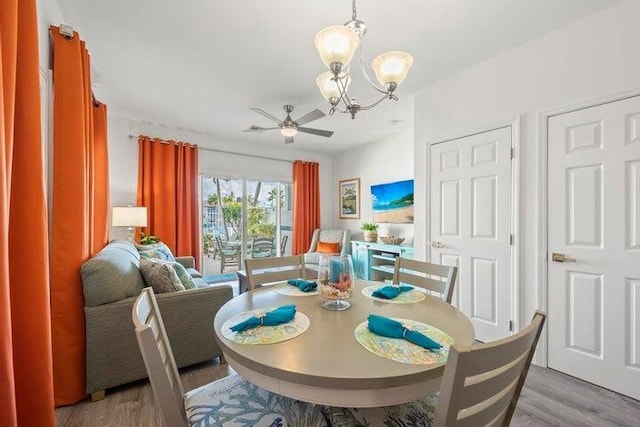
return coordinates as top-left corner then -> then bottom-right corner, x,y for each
304,228 -> 351,270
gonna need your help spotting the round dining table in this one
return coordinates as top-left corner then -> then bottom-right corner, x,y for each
213,280 -> 474,407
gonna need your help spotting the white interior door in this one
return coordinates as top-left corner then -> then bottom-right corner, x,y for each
548,95 -> 640,400
430,126 -> 513,342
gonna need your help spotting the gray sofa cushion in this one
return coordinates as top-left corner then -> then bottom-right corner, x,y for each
81,240 -> 146,306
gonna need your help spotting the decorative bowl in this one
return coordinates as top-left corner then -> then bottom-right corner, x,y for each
380,236 -> 405,245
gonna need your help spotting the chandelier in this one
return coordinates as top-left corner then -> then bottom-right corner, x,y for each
314,0 -> 413,119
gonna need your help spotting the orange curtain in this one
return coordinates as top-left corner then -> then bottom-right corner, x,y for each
137,136 -> 199,268
0,0 -> 55,425
50,26 -> 110,405
292,161 -> 320,254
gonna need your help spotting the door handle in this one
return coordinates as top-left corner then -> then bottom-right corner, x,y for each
431,241 -> 445,249
552,252 -> 577,263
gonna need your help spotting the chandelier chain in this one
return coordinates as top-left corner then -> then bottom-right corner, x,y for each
352,0 -> 357,20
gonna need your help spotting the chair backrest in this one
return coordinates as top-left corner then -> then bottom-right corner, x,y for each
280,234 -> 289,255
132,287 -> 186,426
392,257 -> 458,303
214,235 -> 225,251
244,255 -> 307,290
308,228 -> 351,255
251,237 -> 274,258
433,311 -> 546,427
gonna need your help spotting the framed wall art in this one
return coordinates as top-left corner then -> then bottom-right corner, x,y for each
371,179 -> 414,223
339,178 -> 360,219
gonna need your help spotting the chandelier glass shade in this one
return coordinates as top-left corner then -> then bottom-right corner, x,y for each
314,0 -> 413,119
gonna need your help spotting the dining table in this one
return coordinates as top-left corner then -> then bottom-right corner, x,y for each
213,279 -> 475,408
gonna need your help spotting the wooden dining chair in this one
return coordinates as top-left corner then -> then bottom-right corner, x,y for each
250,237 -> 275,259
322,311 -> 546,426
392,257 -> 458,303
244,255 -> 307,291
433,310 -> 546,426
132,287 -> 327,426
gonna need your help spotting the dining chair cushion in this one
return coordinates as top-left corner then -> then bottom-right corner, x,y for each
321,395 -> 437,427
184,374 -> 328,426
317,241 -> 340,254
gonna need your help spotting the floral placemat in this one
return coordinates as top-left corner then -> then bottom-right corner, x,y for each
272,282 -> 319,296
354,318 -> 453,364
361,285 -> 426,304
221,308 -> 310,345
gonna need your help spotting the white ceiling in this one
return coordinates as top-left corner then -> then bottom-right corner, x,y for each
55,0 -> 617,153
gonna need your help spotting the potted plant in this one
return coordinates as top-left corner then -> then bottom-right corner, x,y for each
360,222 -> 378,242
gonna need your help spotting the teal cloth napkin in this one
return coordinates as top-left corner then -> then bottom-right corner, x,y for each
230,305 -> 297,332
287,279 -> 317,292
372,285 -> 413,299
367,314 -> 441,350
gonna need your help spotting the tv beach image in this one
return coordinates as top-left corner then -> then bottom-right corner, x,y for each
371,179 -> 414,223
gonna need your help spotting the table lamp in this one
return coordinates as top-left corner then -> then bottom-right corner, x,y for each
112,206 -> 147,242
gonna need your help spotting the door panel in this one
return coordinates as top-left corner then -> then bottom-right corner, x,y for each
548,95 -> 640,400
431,126 -> 512,341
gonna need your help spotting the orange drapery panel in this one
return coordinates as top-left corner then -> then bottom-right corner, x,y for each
291,161 -> 320,255
137,136 -> 200,268
50,26 -> 110,405
91,102 -> 109,255
0,0 -> 55,425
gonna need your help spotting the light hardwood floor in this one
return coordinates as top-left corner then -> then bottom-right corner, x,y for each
56,359 -> 640,426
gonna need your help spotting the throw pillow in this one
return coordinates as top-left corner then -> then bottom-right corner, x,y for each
138,243 -> 177,262
317,241 -> 340,254
139,258 -> 185,293
135,242 -> 165,251
144,257 -> 196,290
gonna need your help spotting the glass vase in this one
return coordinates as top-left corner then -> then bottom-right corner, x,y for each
319,254 -> 354,310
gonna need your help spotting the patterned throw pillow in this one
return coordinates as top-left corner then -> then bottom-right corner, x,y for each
138,243 -> 176,262
317,241 -> 340,254
169,261 -> 196,290
139,258 -> 185,293
143,257 -> 196,290
135,242 -> 165,252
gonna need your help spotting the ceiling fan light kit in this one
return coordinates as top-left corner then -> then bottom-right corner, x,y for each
314,0 -> 413,119
244,104 -> 334,144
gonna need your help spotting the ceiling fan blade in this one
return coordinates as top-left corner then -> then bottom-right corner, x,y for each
294,109 -> 325,126
243,125 -> 278,133
298,127 -> 334,138
284,136 -> 295,144
250,108 -> 282,124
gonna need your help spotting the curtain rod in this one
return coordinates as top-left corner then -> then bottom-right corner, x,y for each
128,135 -> 292,164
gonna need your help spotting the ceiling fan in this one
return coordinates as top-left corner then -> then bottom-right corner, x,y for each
243,104 -> 334,144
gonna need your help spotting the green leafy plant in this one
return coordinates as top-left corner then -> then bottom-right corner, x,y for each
140,232 -> 160,245
360,222 -> 378,231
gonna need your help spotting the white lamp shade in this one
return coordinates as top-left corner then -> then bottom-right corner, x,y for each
371,51 -> 414,87
112,206 -> 148,227
314,25 -> 360,69
316,71 -> 351,101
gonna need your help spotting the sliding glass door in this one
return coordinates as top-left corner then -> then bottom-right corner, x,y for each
201,176 -> 292,276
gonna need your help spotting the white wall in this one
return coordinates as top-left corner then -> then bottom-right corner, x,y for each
413,0 -> 640,331
333,129 -> 415,243
108,116 -> 333,240
37,0 -> 64,71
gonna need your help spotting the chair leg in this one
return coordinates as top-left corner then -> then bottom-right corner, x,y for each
90,390 -> 105,402
220,258 -> 224,273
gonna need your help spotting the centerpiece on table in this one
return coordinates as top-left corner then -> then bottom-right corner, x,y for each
319,254 -> 354,310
